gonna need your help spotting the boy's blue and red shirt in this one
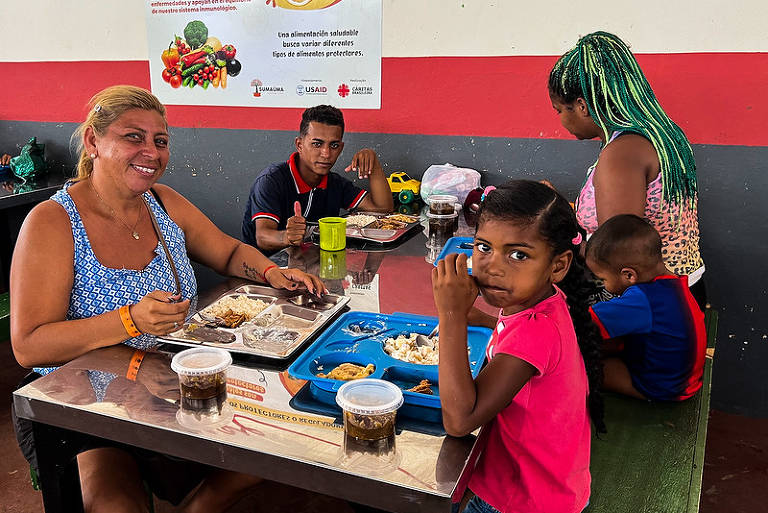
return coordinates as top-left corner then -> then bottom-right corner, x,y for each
241,152 -> 367,252
589,275 -> 706,401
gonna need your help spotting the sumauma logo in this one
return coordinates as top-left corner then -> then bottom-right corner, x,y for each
251,79 -> 285,97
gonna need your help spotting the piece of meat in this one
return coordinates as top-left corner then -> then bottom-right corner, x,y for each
406,379 -> 433,395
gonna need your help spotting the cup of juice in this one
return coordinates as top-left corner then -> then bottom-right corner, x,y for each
171,347 -> 232,426
336,379 -> 403,464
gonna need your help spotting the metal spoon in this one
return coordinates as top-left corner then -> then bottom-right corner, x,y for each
415,325 -> 439,347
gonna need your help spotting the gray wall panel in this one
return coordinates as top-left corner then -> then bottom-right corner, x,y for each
1,120 -> 764,415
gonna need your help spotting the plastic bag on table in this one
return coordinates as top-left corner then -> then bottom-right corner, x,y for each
419,163 -> 481,205
10,137 -> 48,182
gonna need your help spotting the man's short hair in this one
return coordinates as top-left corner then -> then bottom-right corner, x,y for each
299,105 -> 345,136
586,214 -> 663,272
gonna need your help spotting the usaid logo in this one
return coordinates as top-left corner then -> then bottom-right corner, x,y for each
298,84 -> 328,95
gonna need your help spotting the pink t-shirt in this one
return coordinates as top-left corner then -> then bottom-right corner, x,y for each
469,287 -> 591,513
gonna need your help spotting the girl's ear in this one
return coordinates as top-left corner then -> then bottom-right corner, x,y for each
551,250 -> 573,284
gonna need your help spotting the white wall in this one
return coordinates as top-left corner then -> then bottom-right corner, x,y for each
2,0 -> 767,62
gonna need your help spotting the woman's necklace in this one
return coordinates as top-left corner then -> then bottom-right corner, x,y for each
89,179 -> 143,240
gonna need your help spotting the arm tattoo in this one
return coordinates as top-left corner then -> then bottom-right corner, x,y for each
242,261 -> 263,282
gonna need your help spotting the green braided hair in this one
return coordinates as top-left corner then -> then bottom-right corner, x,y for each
548,31 -> 697,205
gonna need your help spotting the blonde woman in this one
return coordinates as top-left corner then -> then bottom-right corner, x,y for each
11,85 -> 324,512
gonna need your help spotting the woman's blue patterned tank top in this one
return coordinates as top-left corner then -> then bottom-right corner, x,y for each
35,182 -> 198,376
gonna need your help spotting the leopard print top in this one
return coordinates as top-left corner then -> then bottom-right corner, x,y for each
576,133 -> 704,276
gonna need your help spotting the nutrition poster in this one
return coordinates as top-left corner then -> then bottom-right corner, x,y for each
145,0 -> 382,108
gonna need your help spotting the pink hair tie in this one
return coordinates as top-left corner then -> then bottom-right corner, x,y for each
572,232 -> 583,246
481,185 -> 496,201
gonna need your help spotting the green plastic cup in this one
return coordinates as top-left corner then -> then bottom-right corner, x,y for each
318,217 -> 347,251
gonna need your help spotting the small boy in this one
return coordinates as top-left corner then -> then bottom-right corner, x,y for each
585,214 -> 706,401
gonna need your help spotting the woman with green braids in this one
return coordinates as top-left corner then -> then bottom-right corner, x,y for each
548,31 -> 705,307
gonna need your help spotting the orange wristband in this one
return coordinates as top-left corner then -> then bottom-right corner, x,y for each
261,264 -> 278,280
126,349 -> 146,381
119,305 -> 142,338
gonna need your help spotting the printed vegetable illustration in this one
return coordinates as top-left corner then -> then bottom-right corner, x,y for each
226,59 -> 241,77
205,37 -> 223,52
161,45 -> 180,68
159,21 -> 242,91
184,20 -> 209,50
222,44 -> 236,59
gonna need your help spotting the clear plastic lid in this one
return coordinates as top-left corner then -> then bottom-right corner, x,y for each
171,347 -> 232,376
335,379 -> 404,415
426,211 -> 458,219
427,194 -> 459,205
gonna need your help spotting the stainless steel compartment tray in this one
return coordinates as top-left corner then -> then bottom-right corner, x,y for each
314,212 -> 421,244
159,285 -> 349,360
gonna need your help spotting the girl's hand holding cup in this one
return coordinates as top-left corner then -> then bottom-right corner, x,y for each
431,253 -> 478,319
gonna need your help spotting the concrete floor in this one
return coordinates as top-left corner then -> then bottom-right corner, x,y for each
1,340 -> 765,512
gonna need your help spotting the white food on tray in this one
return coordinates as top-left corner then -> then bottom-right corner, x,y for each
345,214 -> 378,227
202,295 -> 269,320
384,333 -> 441,365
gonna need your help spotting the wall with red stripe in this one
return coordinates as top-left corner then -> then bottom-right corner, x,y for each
5,54 -> 768,147
3,1 -> 768,147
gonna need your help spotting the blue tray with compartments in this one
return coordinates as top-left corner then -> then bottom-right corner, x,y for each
434,236 -> 474,274
288,311 -> 492,409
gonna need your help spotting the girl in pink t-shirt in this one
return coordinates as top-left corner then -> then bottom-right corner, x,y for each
432,180 -> 605,513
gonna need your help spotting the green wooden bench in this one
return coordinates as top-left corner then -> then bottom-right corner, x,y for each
587,309 -> 717,513
0,291 -> 9,342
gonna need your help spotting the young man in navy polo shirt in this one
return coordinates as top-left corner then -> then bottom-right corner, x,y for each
242,105 -> 393,253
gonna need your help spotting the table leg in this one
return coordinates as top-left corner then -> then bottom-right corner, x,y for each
32,422 -> 85,513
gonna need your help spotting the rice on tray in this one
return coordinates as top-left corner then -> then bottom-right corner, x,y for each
383,333 -> 441,365
202,295 -> 269,320
345,214 -> 377,227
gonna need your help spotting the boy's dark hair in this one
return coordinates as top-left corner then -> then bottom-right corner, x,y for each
299,105 -> 345,136
586,214 -> 663,274
478,180 -> 606,433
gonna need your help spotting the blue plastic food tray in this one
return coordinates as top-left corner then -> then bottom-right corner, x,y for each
434,236 -> 474,274
288,311 -> 492,409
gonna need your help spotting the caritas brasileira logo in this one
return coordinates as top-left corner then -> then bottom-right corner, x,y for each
337,83 -> 350,98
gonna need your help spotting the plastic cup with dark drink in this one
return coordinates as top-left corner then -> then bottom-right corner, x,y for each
427,194 -> 459,215
427,211 -> 459,247
428,194 -> 460,233
336,379 -> 403,467
171,347 -> 232,427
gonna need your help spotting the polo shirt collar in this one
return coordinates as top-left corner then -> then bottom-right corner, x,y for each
288,152 -> 328,194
